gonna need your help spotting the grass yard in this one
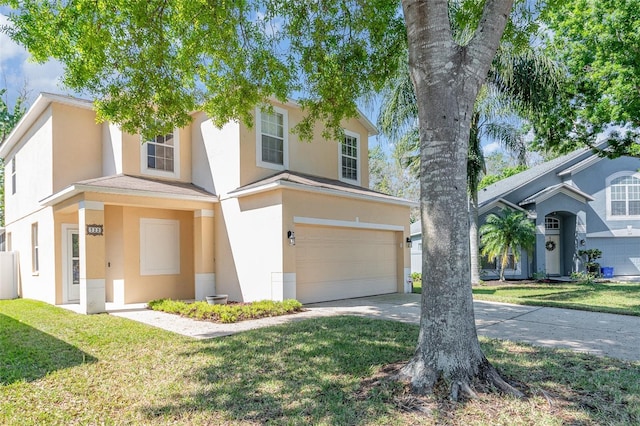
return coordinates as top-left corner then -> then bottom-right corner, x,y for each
473,281 -> 640,316
413,279 -> 640,316
2,299 -> 639,425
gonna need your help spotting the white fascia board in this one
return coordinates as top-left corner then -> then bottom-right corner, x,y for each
0,93 -> 94,158
557,154 -> 602,177
478,198 -> 527,216
40,184 -> 219,206
294,216 -> 405,232
535,185 -> 595,205
226,180 -> 417,207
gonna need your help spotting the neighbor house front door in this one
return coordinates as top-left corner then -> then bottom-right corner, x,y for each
65,228 -> 80,302
545,235 -> 560,276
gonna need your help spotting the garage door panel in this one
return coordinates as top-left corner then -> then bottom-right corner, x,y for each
296,225 -> 398,304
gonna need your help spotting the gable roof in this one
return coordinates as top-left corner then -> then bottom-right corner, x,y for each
478,147 -> 595,207
0,93 -> 94,158
518,183 -> 595,206
41,174 -> 217,206
227,170 -> 417,207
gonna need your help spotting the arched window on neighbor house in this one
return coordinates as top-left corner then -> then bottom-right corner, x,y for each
606,171 -> 640,219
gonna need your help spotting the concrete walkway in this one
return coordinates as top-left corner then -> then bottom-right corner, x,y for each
111,293 -> 640,362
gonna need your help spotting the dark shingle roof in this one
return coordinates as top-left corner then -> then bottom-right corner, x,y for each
478,147 -> 593,207
228,170 -> 416,206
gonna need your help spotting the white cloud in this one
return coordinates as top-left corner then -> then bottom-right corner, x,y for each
483,141 -> 501,154
254,11 -> 282,37
0,14 -> 25,67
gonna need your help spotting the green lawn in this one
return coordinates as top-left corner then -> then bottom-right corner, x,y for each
413,280 -> 640,316
1,299 -> 639,425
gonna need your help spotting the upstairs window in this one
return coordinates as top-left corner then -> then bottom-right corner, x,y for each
11,157 -> 16,194
339,131 -> 360,184
256,107 -> 288,170
141,130 -> 180,178
607,172 -> 640,219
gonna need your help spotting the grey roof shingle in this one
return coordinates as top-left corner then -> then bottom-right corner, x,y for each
478,147 -> 593,207
75,174 -> 216,198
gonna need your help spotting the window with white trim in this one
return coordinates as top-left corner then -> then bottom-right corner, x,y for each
339,131 -> 360,184
141,131 -> 180,178
31,223 -> 39,273
11,157 -> 16,194
606,172 -> 640,219
256,107 -> 288,170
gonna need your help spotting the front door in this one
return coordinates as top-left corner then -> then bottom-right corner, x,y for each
66,228 -> 80,302
545,235 -> 561,275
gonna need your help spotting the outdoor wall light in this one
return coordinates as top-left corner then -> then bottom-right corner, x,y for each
406,237 -> 412,249
287,230 -> 295,246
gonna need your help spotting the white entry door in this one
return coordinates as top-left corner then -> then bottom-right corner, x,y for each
66,228 -> 80,302
545,235 -> 560,275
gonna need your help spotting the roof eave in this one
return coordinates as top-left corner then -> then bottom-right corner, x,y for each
40,183 -> 219,207
227,180 -> 417,207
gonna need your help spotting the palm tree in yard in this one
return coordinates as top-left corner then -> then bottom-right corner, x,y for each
378,45 -> 560,285
479,208 -> 536,281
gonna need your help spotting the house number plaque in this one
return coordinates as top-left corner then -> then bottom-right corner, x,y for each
86,224 -> 104,236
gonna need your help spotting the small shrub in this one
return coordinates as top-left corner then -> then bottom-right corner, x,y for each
148,298 -> 304,323
532,270 -> 547,282
410,272 -> 421,282
570,271 -> 597,285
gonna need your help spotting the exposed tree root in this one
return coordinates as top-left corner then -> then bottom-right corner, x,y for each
394,356 -> 525,402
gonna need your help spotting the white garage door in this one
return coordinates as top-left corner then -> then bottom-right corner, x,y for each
296,225 -> 398,303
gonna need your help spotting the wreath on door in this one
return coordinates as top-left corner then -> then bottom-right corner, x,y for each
545,240 -> 556,251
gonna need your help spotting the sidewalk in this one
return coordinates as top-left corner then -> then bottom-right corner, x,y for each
111,293 -> 640,362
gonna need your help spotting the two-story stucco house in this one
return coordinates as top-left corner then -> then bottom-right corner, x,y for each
410,147 -> 640,279
1,93 -> 413,313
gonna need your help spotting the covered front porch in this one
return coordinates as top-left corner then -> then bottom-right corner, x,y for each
519,183 -> 594,277
43,174 -> 218,314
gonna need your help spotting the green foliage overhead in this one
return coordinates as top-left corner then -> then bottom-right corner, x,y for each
540,0 -> 640,158
478,164 -> 528,189
1,0 -> 405,139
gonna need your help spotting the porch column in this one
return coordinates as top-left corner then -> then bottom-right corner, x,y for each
194,209 -> 215,300
79,201 -> 106,314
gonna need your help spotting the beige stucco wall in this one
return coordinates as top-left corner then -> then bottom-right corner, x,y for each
191,112 -> 241,195
120,207 -> 194,303
214,191 -> 284,302
239,102 -> 371,190
7,208 -> 56,304
51,103 -> 102,193
4,107 -> 53,225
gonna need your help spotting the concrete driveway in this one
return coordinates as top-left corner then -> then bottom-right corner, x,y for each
112,293 -> 640,362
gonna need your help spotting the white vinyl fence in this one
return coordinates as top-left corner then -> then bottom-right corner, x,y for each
0,252 -> 18,299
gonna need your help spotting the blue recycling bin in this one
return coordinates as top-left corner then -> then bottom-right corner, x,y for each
600,267 -> 614,278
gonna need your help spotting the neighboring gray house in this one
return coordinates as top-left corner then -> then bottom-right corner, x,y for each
411,147 -> 640,278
